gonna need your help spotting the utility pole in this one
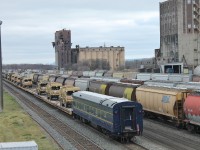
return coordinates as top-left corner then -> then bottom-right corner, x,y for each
0,20 -> 3,112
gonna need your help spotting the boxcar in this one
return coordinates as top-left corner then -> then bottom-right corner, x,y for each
72,91 -> 143,141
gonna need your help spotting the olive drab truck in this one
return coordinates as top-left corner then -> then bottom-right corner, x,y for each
46,82 -> 62,100
36,81 -> 48,95
59,86 -> 80,107
21,77 -> 33,88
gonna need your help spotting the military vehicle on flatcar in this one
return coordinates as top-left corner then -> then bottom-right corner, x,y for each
59,85 -> 80,107
36,80 -> 48,95
46,82 -> 62,100
21,77 -> 33,88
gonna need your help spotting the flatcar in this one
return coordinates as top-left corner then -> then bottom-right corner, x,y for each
72,91 -> 143,141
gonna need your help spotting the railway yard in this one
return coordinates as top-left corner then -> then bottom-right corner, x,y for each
2,71 -> 200,150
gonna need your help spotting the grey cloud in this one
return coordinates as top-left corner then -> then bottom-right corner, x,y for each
0,0 -> 164,64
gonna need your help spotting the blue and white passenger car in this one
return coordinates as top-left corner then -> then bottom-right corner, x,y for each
72,91 -> 143,141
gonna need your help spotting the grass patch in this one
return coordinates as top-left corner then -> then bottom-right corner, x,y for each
0,91 -> 61,150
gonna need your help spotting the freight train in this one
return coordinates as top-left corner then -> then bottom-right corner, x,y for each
4,71 -> 200,133
3,73 -> 144,142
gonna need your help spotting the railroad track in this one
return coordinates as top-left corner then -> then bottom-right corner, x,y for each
7,78 -> 199,150
142,120 -> 200,150
4,81 -> 103,150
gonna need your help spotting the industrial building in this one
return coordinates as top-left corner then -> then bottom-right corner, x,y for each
157,0 -> 200,69
52,29 -> 125,70
52,29 -> 77,69
78,46 -> 125,70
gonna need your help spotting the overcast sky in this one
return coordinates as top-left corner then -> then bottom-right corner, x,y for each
0,0 -> 165,64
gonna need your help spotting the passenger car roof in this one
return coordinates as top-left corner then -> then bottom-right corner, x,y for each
73,91 -> 129,108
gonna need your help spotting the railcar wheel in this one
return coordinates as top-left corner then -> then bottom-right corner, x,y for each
64,103 -> 67,108
187,124 -> 195,133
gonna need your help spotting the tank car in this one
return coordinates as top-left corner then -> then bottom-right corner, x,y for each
103,71 -> 113,77
64,77 -> 77,86
106,82 -> 140,101
74,78 -> 92,91
48,74 -> 60,82
72,91 -> 143,141
120,79 -> 144,85
55,75 -> 69,85
72,71 -> 83,78
89,80 -> 113,94
184,93 -> 200,132
33,73 -> 41,85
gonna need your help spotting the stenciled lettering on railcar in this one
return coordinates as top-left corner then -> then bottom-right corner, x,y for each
162,95 -> 170,103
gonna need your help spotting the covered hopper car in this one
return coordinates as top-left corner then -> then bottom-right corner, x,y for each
136,85 -> 188,126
